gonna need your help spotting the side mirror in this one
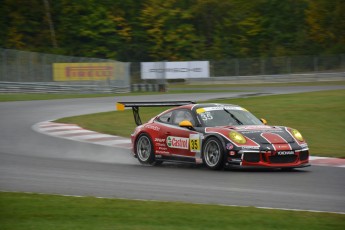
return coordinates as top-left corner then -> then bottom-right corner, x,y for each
179,120 -> 193,128
260,118 -> 267,125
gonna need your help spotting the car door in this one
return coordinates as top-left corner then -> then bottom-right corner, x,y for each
164,109 -> 199,158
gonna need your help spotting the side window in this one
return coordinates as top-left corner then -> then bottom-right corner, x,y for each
172,110 -> 196,126
157,111 -> 172,123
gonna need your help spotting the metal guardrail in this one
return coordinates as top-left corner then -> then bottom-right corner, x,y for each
1,72 -> 344,94
0,82 -> 130,94
186,72 -> 345,84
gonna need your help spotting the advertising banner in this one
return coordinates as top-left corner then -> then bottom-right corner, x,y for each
53,63 -> 116,81
141,61 -> 209,80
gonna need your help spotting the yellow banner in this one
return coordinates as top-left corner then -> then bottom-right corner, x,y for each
53,63 -> 116,81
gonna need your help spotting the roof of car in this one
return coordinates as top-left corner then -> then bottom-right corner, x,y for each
177,103 -> 242,110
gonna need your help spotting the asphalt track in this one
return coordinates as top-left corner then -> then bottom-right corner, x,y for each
1,85 -> 345,213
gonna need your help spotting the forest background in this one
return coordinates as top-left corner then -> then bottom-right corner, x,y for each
1,0 -> 344,62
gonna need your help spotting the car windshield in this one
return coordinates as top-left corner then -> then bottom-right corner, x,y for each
197,106 -> 262,127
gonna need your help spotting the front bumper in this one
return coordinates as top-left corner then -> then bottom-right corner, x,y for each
226,149 -> 310,168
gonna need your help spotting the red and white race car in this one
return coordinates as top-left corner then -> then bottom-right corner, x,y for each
117,101 -> 310,170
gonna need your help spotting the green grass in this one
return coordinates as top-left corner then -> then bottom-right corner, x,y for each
1,192 -> 344,230
57,90 -> 345,158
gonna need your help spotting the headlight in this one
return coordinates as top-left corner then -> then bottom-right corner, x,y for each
229,131 -> 247,144
291,129 -> 304,142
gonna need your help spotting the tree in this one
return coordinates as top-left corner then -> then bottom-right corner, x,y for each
140,0 -> 203,61
0,0 -> 53,52
305,0 -> 345,54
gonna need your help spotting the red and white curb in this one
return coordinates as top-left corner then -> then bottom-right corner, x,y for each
32,121 -> 131,149
33,121 -> 345,168
309,156 -> 345,168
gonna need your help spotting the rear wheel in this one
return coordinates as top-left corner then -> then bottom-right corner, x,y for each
202,137 -> 225,170
135,133 -> 156,165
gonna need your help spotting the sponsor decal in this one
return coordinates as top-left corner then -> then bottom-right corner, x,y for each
241,146 -> 260,150
146,125 -> 160,131
149,68 -> 202,73
226,143 -> 234,150
155,138 -> 165,143
167,136 -> 189,149
53,63 -> 117,81
200,112 -> 213,121
277,151 -> 295,156
156,150 -> 169,154
189,134 -> 201,152
141,61 -> 209,79
199,106 -> 243,113
65,66 -> 113,78
237,125 -> 274,130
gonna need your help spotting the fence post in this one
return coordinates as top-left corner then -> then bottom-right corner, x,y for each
235,58 -> 239,76
341,54 -> 345,70
1,49 -> 6,81
286,57 -> 291,74
260,58 -> 265,75
314,56 -> 318,72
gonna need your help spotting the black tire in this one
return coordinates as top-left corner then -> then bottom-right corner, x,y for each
202,137 -> 225,170
135,133 -> 156,165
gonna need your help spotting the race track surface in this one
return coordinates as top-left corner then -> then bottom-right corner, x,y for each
1,86 -> 345,213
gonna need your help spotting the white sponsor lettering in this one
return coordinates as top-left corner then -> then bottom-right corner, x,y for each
277,151 -> 295,155
155,138 -> 165,143
146,125 -> 160,131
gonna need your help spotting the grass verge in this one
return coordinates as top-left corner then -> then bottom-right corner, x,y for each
57,90 -> 345,158
1,192 -> 344,230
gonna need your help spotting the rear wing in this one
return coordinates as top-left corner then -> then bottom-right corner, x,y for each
116,101 -> 195,126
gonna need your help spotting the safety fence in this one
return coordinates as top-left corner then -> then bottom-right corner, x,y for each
1,48 -> 344,93
0,48 -> 130,93
210,55 -> 345,77
130,54 -> 345,83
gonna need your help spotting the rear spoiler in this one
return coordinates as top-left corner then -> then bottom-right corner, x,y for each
116,101 -> 195,126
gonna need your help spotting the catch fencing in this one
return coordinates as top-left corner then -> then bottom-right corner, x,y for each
1,48 -> 344,93
131,54 -> 345,84
210,55 -> 345,77
0,48 -> 130,93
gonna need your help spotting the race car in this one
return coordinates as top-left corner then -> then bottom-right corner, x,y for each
116,101 -> 310,170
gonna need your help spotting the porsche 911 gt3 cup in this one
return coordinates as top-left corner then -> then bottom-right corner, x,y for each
117,101 -> 310,170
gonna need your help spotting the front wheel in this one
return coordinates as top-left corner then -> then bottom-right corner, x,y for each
202,137 -> 225,170
135,133 -> 156,165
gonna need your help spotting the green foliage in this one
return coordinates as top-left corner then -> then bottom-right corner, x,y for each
305,0 -> 345,54
0,0 -> 344,60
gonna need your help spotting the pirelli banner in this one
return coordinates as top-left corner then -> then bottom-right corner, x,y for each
141,61 -> 209,80
53,63 -> 119,81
